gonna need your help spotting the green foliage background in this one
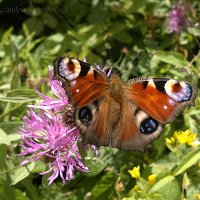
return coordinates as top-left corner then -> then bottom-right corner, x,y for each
0,0 -> 200,199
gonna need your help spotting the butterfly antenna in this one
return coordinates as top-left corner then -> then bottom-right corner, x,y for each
131,49 -> 143,63
106,36 -> 114,63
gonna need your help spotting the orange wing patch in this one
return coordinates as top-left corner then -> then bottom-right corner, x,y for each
53,57 -> 109,107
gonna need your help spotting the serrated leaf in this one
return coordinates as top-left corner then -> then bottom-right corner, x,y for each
10,162 -> 35,185
174,147 -> 200,176
0,128 -> 11,145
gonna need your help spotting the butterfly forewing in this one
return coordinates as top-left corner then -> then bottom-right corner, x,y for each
53,57 -> 109,107
125,78 -> 197,124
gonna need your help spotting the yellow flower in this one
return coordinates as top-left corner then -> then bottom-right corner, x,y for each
194,193 -> 200,200
174,129 -> 197,146
165,137 -> 175,145
133,184 -> 140,193
148,174 -> 156,185
128,166 -> 140,179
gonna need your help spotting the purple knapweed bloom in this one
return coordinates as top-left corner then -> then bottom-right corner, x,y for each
18,66 -> 98,185
166,3 -> 191,33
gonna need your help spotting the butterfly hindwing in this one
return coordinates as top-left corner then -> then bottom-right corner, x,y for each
53,57 -> 109,107
75,95 -> 163,151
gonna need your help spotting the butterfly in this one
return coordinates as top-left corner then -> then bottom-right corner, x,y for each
53,57 -> 197,152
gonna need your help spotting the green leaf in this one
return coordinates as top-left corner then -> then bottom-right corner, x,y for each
0,128 -> 10,145
42,13 -> 57,29
154,51 -> 189,67
10,66 -> 20,90
87,7 -> 110,24
42,172 -> 51,188
90,171 -> 116,200
22,23 -> 30,37
0,145 -> 7,170
15,189 -> 29,200
36,33 -> 64,55
8,134 -> 21,142
0,122 -> 23,135
182,172 -> 190,190
0,96 -> 35,103
10,162 -> 35,185
150,152 -> 177,174
85,148 -> 116,176
188,27 -> 200,37
7,89 -> 38,98
1,27 -> 13,43
148,175 -> 181,200
23,17 -> 44,35
174,147 -> 200,176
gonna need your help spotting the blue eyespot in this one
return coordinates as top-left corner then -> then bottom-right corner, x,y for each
140,117 -> 158,134
78,107 -> 92,125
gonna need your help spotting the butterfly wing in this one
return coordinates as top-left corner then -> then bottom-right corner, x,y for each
112,100 -> 164,151
53,57 -> 109,107
125,78 -> 197,123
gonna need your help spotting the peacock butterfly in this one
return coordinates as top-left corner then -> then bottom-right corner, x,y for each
53,57 -> 197,152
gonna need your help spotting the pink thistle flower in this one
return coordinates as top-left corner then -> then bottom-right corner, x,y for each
28,66 -> 68,112
19,60 -> 111,185
166,3 -> 191,33
18,66 -> 95,185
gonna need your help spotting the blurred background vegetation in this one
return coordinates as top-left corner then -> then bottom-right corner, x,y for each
0,0 -> 200,199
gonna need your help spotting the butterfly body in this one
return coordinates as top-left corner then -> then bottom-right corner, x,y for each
53,57 -> 197,151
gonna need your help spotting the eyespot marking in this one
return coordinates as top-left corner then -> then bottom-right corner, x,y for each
74,102 -> 97,132
58,58 -> 81,80
165,80 -> 193,102
78,107 -> 92,126
140,117 -> 159,134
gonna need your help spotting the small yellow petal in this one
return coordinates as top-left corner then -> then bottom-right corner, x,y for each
133,184 -> 140,192
128,166 -> 140,179
148,174 -> 156,185
165,138 -> 172,144
171,137 -> 175,144
174,130 -> 198,146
